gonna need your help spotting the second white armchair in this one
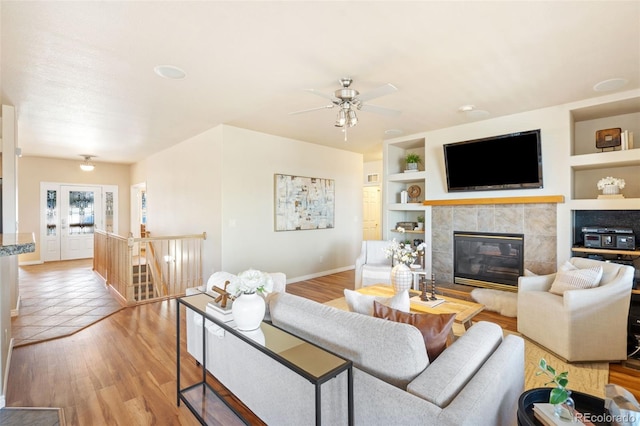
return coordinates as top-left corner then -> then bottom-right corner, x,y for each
517,257 -> 634,362
355,240 -> 393,289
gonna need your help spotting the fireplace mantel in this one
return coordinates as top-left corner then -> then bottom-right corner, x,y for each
423,195 -> 564,206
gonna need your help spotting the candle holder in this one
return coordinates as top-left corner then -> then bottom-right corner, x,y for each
420,275 -> 429,301
429,273 -> 438,301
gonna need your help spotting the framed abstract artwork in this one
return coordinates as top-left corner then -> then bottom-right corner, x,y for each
274,174 -> 335,231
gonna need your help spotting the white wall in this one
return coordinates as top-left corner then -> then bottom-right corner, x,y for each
143,125 -> 224,277
419,107 -> 569,201
140,125 -> 363,282
385,89 -> 640,268
17,156 -> 132,263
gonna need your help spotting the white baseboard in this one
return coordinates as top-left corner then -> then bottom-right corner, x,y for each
287,265 -> 354,284
1,338 -> 14,408
11,295 -> 20,317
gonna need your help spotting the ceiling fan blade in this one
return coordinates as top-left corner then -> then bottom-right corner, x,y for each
357,83 -> 398,102
304,88 -> 337,101
359,103 -> 402,116
289,104 -> 335,115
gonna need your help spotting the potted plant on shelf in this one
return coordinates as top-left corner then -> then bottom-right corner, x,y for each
417,215 -> 424,230
405,153 -> 422,172
536,358 -> 576,421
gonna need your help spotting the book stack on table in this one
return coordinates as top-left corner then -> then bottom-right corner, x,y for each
532,403 -> 593,426
206,299 -> 234,323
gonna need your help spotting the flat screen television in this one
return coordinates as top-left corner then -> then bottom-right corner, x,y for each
443,129 -> 543,192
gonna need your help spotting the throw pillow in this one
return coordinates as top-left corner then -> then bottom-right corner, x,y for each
344,289 -> 409,316
373,301 -> 456,361
206,271 -> 237,293
548,265 -> 603,295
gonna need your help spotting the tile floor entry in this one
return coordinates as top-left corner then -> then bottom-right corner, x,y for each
12,259 -> 123,346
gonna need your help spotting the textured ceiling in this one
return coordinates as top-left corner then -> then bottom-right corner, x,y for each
1,1 -> 639,164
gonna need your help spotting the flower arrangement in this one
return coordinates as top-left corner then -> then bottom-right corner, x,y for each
384,239 -> 426,266
227,269 -> 274,297
597,176 -> 626,190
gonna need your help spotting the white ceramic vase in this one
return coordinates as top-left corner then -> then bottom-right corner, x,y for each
232,292 -> 265,331
391,263 -> 413,293
602,184 -> 620,195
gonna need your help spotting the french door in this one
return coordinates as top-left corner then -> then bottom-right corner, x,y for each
41,183 -> 118,261
60,185 -> 101,260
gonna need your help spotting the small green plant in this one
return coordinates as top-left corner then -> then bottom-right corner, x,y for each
417,215 -> 424,223
405,153 -> 422,164
536,358 -> 569,404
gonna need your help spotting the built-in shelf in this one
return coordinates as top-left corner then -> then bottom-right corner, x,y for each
387,171 -> 427,182
569,148 -> 640,170
388,203 -> 425,211
390,229 -> 424,234
571,246 -> 640,256
568,199 -> 640,210
422,195 -> 565,206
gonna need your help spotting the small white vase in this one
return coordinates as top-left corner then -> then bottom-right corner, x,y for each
602,184 -> 620,195
232,292 -> 265,331
391,263 -> 413,293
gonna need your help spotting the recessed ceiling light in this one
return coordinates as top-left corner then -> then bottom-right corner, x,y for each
384,129 -> 403,136
593,78 -> 628,92
459,105 -> 490,120
154,65 -> 186,80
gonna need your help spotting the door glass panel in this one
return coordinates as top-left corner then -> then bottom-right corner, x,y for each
68,191 -> 95,235
105,191 -> 114,232
46,190 -> 57,236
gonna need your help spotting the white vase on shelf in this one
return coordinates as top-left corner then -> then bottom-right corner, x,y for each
232,292 -> 265,331
602,184 -> 620,195
391,263 -> 413,293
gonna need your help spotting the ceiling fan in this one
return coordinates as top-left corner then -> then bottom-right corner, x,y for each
290,77 -> 401,140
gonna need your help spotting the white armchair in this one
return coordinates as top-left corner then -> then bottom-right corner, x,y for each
355,240 -> 393,289
517,257 -> 634,362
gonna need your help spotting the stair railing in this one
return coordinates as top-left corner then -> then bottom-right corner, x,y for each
94,229 -> 206,305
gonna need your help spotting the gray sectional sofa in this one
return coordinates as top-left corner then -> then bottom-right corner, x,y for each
186,291 -> 525,425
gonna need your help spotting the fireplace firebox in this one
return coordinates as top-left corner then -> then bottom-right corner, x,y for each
453,231 -> 524,292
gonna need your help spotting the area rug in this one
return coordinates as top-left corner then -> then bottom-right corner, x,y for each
522,334 -> 608,398
325,296 -> 608,398
469,288 -> 517,317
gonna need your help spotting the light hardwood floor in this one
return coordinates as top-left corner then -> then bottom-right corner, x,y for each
7,264 -> 640,425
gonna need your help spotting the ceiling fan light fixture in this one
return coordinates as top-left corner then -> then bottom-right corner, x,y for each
335,109 -> 347,127
348,109 -> 358,127
80,155 -> 95,171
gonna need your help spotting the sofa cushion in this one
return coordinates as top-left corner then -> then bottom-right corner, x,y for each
344,288 -> 409,316
373,301 -> 456,361
549,265 -> 603,295
269,292 -> 429,389
206,271 -> 237,292
406,321 -> 504,408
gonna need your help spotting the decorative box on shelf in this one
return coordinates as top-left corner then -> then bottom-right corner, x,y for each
206,299 -> 234,323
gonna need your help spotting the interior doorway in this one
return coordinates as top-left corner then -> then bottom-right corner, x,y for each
41,182 -> 118,261
362,186 -> 381,240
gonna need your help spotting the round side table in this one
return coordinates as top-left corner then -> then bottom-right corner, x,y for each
518,387 -> 611,426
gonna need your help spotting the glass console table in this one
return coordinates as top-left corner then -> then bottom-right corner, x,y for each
176,293 -> 354,425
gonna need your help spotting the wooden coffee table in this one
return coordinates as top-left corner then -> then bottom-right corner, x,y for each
357,284 -> 484,330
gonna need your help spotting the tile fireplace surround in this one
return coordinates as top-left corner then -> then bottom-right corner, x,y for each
431,202 -> 558,284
